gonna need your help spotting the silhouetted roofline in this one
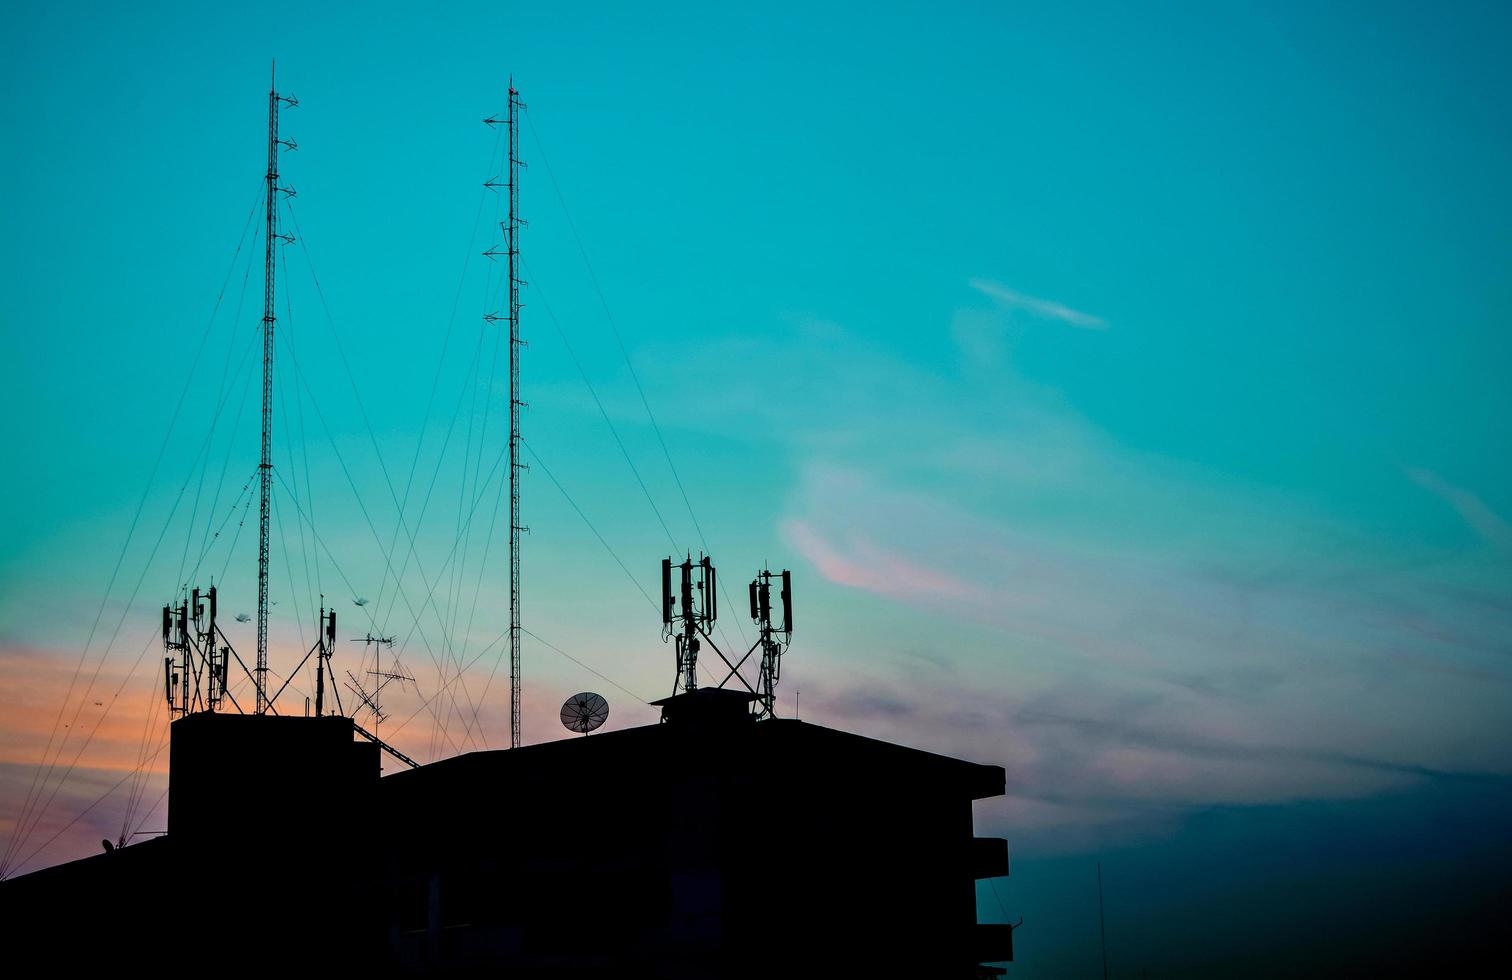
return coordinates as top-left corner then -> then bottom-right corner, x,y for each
2,832 -> 171,886
382,716 -> 1006,800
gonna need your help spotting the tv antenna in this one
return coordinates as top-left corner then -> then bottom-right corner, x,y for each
344,633 -> 408,731
560,692 -> 609,734
326,628 -> 420,772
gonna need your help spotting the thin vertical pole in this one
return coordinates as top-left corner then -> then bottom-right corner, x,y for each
1098,861 -> 1110,980
315,606 -> 325,717
256,63 -> 280,715
507,81 -> 524,749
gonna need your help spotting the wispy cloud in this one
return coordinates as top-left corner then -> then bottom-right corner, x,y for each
751,347 -> 1512,843
781,518 -> 986,604
619,300 -> 1512,848
1405,466 -> 1512,551
969,277 -> 1108,329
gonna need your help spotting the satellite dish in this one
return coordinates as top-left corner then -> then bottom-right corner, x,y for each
560,692 -> 609,734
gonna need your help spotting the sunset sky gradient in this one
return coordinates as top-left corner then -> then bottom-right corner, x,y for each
3,2 -> 1510,973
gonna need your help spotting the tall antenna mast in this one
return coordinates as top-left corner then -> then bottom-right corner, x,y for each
257,63 -> 296,714
506,81 -> 526,749
484,81 -> 526,748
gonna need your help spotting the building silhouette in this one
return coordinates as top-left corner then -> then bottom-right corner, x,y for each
1,689 -> 1011,976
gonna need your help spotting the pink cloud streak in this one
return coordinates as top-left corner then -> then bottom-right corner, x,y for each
781,518 -> 986,604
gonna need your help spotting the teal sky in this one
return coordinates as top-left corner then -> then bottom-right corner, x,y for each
3,2 -> 1511,973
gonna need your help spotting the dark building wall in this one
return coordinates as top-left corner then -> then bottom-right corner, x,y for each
168,712 -> 379,844
167,713 -> 383,967
1,707 -> 1006,977
1,713 -> 384,970
380,715 -> 1004,977
730,722 -> 992,975
0,836 -> 175,970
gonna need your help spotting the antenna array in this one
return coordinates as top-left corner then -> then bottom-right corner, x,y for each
149,74 -> 403,769
660,556 -> 794,717
663,555 -> 717,695
255,603 -> 344,716
163,587 -> 232,717
748,568 -> 793,720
